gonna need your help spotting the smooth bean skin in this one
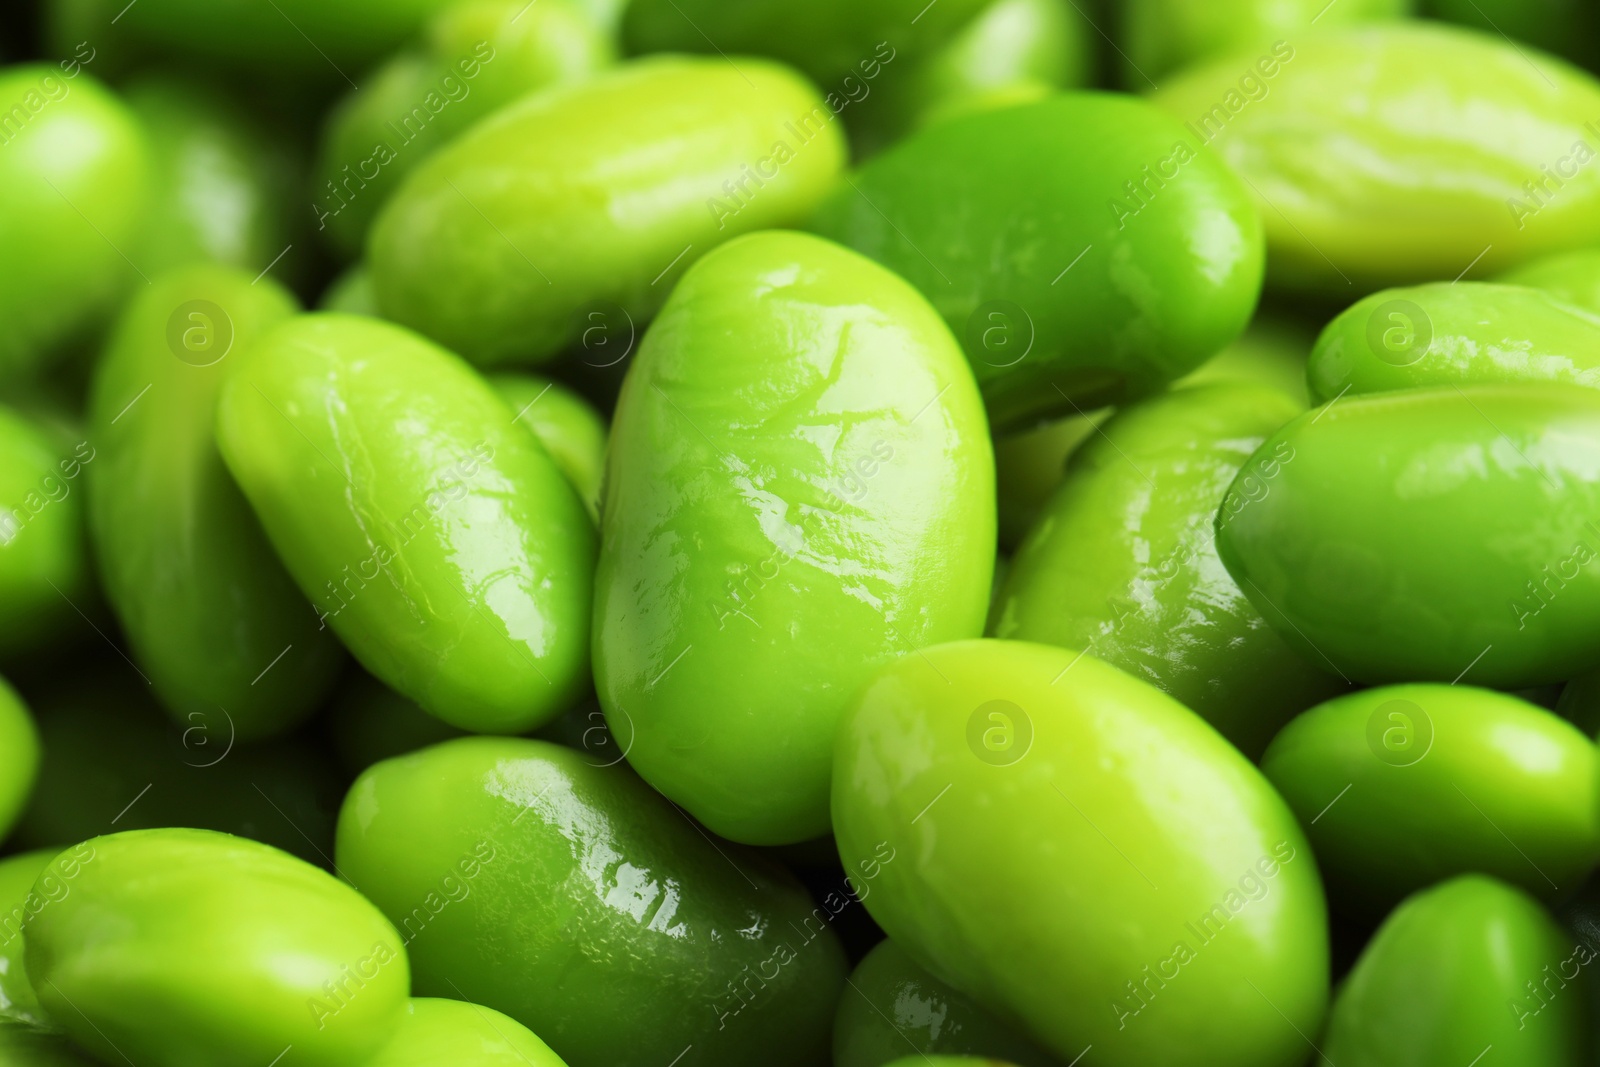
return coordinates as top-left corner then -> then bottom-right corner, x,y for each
0,66 -> 149,377
1121,0 -> 1409,83
993,384 -> 1343,758
314,0 -> 613,257
851,0 -> 1092,151
1308,282 -> 1600,402
88,267 -> 345,740
1500,250 -> 1600,315
812,94 -> 1263,431
1262,685 -> 1600,911
1152,25 -> 1600,293
0,849 -> 55,1025
834,939 -> 1060,1067
125,76 -> 299,280
0,406 -> 92,660
216,313 -> 595,733
11,668 -> 344,865
46,0 -> 460,78
1215,384 -> 1600,687
492,373 -> 606,522
366,999 -> 567,1067
335,737 -> 848,1067
595,231 -> 994,845
26,829 -> 409,1067
369,58 -> 846,367
1324,876 -> 1590,1066
620,0 -> 988,85
0,678 -> 38,844
833,639 -> 1328,1067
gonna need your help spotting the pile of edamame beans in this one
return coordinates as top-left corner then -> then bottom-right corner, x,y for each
1,0 -> 1599,1064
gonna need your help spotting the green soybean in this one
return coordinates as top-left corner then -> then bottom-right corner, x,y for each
834,938 -> 1060,1067
595,231 -> 994,845
620,0 -> 989,86
1121,0 -> 1410,83
1262,684 -> 1600,911
313,0 -> 613,256
1216,384 -> 1600,687
0,405 -> 92,660
0,849 -> 55,1025
993,383 -> 1343,757
336,736 -> 847,1067
88,266 -> 345,739
216,313 -> 595,734
369,57 -> 846,366
125,75 -> 299,281
1324,876 -> 1590,1066
833,639 -> 1328,1067
26,829 -> 409,1067
492,372 -> 607,522
366,998 -> 567,1066
812,93 -> 1263,430
1152,25 -> 1600,293
1308,282 -> 1600,401
0,66 -> 149,378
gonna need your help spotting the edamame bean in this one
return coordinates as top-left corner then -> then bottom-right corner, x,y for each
1323,876 -> 1590,1066
369,57 -> 846,366
1308,282 -> 1600,401
366,998 -> 567,1066
492,372 -> 606,521
336,737 -> 847,1067
620,0 -> 988,85
25,829 -> 409,1067
994,383 -> 1343,756
216,313 -> 595,733
0,406 -> 92,660
834,939 -> 1060,1067
833,639 -> 1328,1067
595,230 -> 993,844
1152,25 -> 1600,292
811,93 -> 1263,430
0,849 -> 55,1025
0,66 -> 149,378
88,266 -> 345,739
1216,384 -> 1600,687
1262,685 -> 1600,911
313,0 -> 613,256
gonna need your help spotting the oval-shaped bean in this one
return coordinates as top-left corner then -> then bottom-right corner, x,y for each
314,0 -> 612,256
620,0 -> 988,86
89,266 -> 345,739
833,639 -> 1328,1067
0,848 -> 55,1025
1217,383 -> 1600,686
1262,684 -> 1600,911
26,829 -> 409,1067
11,665 -> 343,865
335,736 -> 847,1067
1307,282 -> 1600,401
0,406 -> 92,660
1324,876 -> 1589,1066
1152,25 -> 1600,293
993,383 -> 1342,757
1122,0 -> 1409,83
1500,249 -> 1600,315
811,93 -> 1263,430
369,57 -> 846,366
595,231 -> 993,844
366,998 -> 566,1066
834,939 -> 1059,1067
492,373 -> 606,522
125,75 -> 298,280
0,66 -> 149,377
216,313 -> 595,733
